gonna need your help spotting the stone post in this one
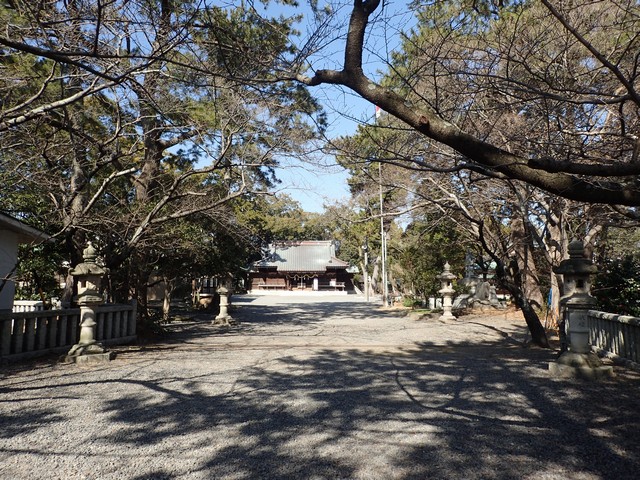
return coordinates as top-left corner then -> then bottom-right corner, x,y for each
64,243 -> 114,365
213,286 -> 235,326
438,262 -> 457,321
549,240 -> 613,379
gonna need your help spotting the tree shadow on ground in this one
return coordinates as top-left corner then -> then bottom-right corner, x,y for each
1,300 -> 639,479
4,343 -> 636,478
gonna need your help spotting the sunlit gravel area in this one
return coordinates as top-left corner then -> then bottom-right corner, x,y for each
1,294 -> 639,479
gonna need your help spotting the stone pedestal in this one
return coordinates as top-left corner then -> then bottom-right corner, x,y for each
438,262 -> 457,321
549,240 -> 613,380
549,351 -> 613,380
212,286 -> 236,326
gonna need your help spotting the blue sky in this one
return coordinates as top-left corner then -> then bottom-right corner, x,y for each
265,1 -> 416,213
274,90 -> 375,213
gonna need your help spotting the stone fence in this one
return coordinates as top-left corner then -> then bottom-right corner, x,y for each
12,300 -> 45,312
0,301 -> 136,363
588,310 -> 640,366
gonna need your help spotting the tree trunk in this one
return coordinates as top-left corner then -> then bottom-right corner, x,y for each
511,215 -> 545,309
507,283 -> 550,348
388,268 -> 399,298
478,222 -> 550,348
60,63 -> 89,306
548,272 -> 562,329
162,276 -> 174,322
370,255 -> 380,294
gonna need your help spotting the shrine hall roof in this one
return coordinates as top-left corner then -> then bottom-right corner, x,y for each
252,240 -> 350,273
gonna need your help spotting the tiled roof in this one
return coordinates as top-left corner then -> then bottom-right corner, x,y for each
253,240 -> 349,273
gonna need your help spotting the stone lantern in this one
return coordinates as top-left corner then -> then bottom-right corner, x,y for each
438,262 -> 457,321
64,242 -> 113,364
213,285 -> 235,326
550,240 -> 613,379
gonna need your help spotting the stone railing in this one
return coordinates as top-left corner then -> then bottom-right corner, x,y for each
0,301 -> 136,362
12,300 -> 45,312
588,310 -> 640,366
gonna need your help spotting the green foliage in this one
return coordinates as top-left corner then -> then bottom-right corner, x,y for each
598,228 -> 640,261
15,241 -> 67,303
234,194 -> 308,243
396,221 -> 466,301
593,256 -> 640,317
402,295 -> 422,309
1,1 -> 327,316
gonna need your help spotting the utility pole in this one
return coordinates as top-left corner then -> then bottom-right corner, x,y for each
373,106 -> 389,306
362,238 -> 369,302
379,162 -> 388,307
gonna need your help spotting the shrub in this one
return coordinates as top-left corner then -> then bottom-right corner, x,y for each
593,256 -> 640,317
402,295 -> 422,309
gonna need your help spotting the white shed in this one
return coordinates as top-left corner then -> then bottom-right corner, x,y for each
0,212 -> 51,312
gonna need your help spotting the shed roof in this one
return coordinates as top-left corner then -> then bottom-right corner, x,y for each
253,240 -> 350,273
0,212 -> 51,243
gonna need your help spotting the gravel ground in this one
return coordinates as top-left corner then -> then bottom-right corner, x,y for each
1,294 -> 639,480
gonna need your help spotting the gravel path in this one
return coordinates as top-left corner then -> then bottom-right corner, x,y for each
1,294 -> 639,480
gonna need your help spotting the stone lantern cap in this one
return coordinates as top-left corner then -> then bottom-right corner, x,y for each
438,262 -> 456,281
70,243 -> 108,277
553,240 -> 598,276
